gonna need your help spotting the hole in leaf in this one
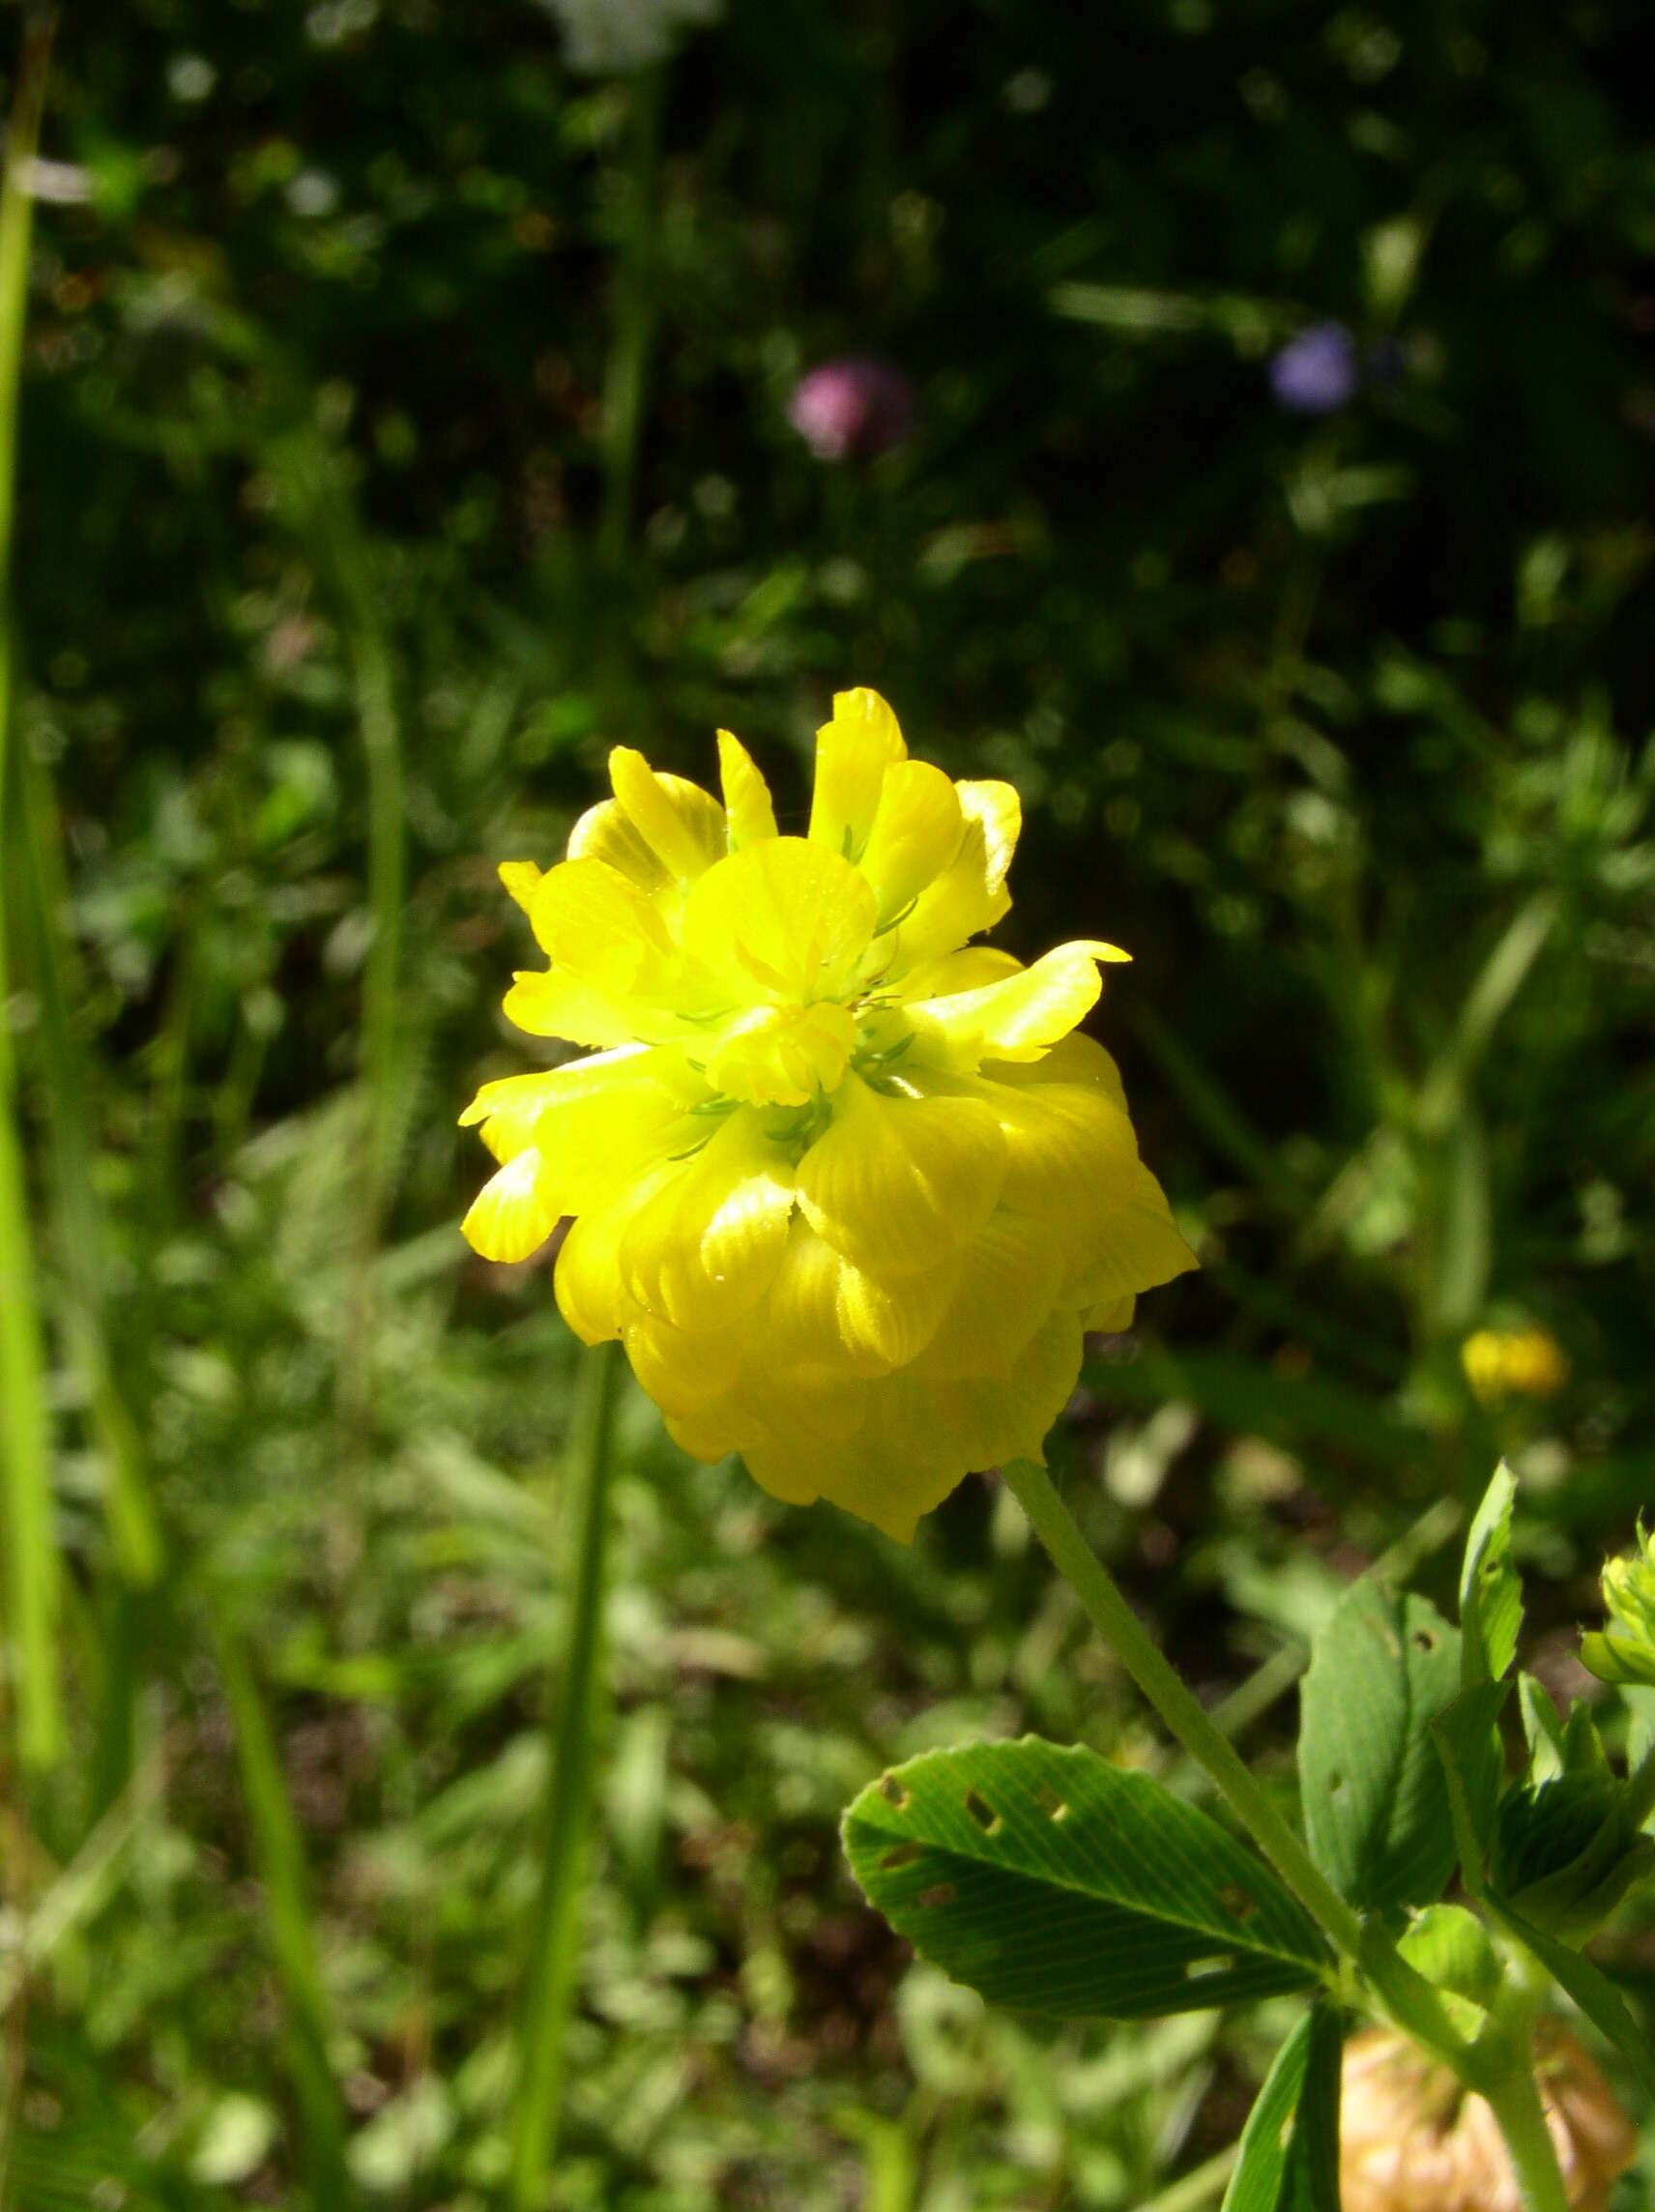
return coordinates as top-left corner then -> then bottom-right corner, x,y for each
1328,1772 -> 1349,1802
1183,1954 -> 1234,1981
1034,1787 -> 1069,1821
880,1843 -> 921,1871
1218,1884 -> 1258,1922
963,1789 -> 1001,1833
880,1775 -> 910,1809
917,1883 -> 956,1909
1413,1628 -> 1439,1653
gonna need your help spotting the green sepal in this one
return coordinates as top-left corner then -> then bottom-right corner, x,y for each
1580,1629 -> 1655,1691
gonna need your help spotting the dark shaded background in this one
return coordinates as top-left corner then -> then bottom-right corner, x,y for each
4,1 -> 1653,2203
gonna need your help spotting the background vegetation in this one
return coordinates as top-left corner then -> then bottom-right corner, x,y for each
3,1 -> 1653,2203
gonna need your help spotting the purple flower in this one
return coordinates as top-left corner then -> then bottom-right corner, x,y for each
1269,322 -> 1358,415
788,356 -> 917,461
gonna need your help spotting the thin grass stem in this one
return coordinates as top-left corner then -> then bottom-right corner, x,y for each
508,1338 -> 623,2208
217,1627 -> 353,2207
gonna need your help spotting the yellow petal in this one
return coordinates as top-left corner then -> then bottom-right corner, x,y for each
1082,1293 -> 1137,1332
890,945 -> 1023,999
736,1216 -> 888,1388
794,1068 -> 1005,1276
981,1053 -> 1197,1302
858,760 -> 966,925
834,1248 -> 963,1367
985,1049 -> 1132,1199
553,1207 -> 631,1344
880,1306 -> 1084,1477
461,1148 -> 563,1264
624,1311 -> 742,1413
759,1422 -> 963,1543
461,1047 -> 704,1206
566,799 -> 669,893
717,730 -> 779,850
618,1110 -> 796,1331
681,837 -> 878,1004
662,1403 -> 742,1465
608,746 -> 727,884
1057,1167 -> 1198,1310
499,859 -> 545,914
529,856 -> 678,990
704,1000 -> 859,1108
956,779 -> 1021,893
739,1419 -> 878,1515
906,1211 -> 1062,1380
807,687 -> 907,859
502,968 -> 675,1049
880,814 -> 1011,978
1036,1031 -> 1130,1107
906,940 -> 1126,1068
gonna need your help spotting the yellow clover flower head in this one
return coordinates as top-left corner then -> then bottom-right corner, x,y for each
1461,1325 -> 1569,1407
1581,1521 -> 1655,1691
461,688 -> 1195,1539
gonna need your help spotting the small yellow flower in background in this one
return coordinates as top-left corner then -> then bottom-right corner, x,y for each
461,688 -> 1194,1539
1462,1325 -> 1569,1407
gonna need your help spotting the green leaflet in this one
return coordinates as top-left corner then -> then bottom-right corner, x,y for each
843,1736 -> 1326,2022
1460,1462 -> 1523,1689
1299,1578 -> 1463,1912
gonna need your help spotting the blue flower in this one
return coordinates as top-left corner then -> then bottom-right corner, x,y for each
1269,322 -> 1358,415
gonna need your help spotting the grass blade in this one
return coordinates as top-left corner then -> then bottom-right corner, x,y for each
0,13 -> 61,1771
217,1628 -> 353,2206
15,747 -> 161,1586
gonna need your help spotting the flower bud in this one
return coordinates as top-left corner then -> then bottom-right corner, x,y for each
1582,1520 -> 1655,1690
1340,2023 -> 1636,2212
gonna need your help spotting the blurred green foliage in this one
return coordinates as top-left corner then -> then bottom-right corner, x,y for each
3,0 -> 1654,2204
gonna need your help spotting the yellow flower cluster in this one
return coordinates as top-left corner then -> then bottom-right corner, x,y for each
461,689 -> 1193,1538
1461,1326 -> 1569,1407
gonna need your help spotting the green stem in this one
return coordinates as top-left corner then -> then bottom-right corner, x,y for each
0,14 -> 60,1771
508,1339 -> 623,2208
1000,1458 -> 1478,2072
1481,2041 -> 1570,2212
